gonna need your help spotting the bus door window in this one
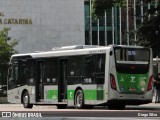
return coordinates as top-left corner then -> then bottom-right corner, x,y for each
58,59 -> 68,102
95,54 -> 105,84
28,59 -> 39,101
37,61 -> 45,100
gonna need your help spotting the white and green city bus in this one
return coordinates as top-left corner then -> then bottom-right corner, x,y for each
7,45 -> 153,109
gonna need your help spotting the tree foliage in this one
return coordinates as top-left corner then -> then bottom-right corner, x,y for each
137,0 -> 160,57
92,0 -> 125,17
0,27 -> 18,86
91,0 -> 160,57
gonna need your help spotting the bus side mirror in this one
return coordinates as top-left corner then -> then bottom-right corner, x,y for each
9,63 -> 12,67
110,51 -> 113,56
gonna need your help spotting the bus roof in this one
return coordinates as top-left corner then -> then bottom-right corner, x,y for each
11,45 -> 110,59
11,45 -> 150,60
112,45 -> 148,49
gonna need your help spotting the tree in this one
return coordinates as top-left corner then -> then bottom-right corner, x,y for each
92,0 -> 125,17
0,27 -> 18,86
137,0 -> 160,57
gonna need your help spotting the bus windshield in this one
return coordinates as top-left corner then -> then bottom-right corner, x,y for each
114,47 -> 150,64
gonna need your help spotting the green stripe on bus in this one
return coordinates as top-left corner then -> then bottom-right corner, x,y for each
97,89 -> 104,100
84,90 -> 97,100
47,90 -> 58,99
67,89 -> 104,100
47,89 -> 104,100
67,90 -> 75,100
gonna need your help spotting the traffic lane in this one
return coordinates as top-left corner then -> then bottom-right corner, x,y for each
0,110 -> 160,118
0,104 -> 160,118
38,110 -> 160,117
0,105 -> 160,118
1,103 -> 160,111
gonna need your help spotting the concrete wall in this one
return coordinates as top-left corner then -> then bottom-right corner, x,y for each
0,0 -> 85,53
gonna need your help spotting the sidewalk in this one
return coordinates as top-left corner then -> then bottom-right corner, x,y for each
140,102 -> 160,107
138,96 -> 160,107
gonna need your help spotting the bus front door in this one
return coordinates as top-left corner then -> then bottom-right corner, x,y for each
36,60 -> 45,102
58,59 -> 68,102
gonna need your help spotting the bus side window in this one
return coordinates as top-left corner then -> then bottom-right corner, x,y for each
82,55 -> 96,84
96,54 -> 105,73
67,56 -> 82,85
95,54 -> 105,84
83,55 -> 95,76
68,56 -> 82,76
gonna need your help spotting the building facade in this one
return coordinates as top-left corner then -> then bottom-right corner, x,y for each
84,0 -> 158,47
84,0 -> 121,46
0,0 -> 85,53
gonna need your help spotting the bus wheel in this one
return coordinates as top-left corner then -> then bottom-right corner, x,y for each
75,90 -> 84,109
22,91 -> 33,108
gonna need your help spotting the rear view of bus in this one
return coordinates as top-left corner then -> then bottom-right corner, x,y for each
108,46 -> 153,109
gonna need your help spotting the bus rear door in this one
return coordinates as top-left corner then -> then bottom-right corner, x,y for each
58,58 -> 68,102
36,60 -> 45,102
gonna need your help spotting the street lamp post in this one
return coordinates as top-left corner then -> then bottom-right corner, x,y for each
134,0 -> 137,45
126,0 -> 129,45
97,18 -> 100,45
119,7 -> 122,45
89,0 -> 92,45
104,11 -> 107,46
112,7 -> 115,45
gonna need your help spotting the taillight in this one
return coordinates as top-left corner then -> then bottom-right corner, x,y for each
110,74 -> 117,90
147,75 -> 153,91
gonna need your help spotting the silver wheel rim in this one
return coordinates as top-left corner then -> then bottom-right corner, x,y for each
23,94 -> 28,106
76,92 -> 82,107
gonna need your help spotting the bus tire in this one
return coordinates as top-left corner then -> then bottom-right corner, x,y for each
75,90 -> 84,109
22,91 -> 33,108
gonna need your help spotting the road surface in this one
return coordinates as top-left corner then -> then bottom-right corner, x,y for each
0,103 -> 160,119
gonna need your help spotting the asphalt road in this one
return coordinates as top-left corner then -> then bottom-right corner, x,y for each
0,103 -> 160,119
